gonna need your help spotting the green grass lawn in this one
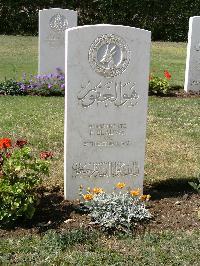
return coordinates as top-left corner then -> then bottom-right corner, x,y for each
0,96 -> 199,188
0,36 -> 199,264
151,42 -> 187,86
0,36 -> 37,81
0,36 -> 187,87
1,229 -> 199,265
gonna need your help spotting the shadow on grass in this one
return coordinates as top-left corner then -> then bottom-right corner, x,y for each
144,177 -> 198,200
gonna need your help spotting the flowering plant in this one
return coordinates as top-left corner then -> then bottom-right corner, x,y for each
149,70 -> 172,95
80,184 -> 151,232
0,138 -> 51,226
0,68 -> 65,97
18,68 -> 65,96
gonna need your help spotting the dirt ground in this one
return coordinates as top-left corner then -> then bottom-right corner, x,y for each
174,90 -> 200,98
1,178 -> 199,238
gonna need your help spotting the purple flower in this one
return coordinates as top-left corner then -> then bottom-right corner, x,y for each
27,85 -> 34,89
35,74 -> 41,79
56,67 -> 62,72
20,84 -> 26,90
57,74 -> 64,81
51,73 -> 57,79
47,73 -> 53,78
18,71 -> 65,95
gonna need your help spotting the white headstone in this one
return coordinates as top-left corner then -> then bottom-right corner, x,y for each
185,16 -> 200,92
64,25 -> 151,200
39,8 -> 77,74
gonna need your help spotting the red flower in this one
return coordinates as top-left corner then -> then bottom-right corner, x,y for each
164,70 -> 171,80
40,151 -> 53,160
0,138 -> 12,149
15,139 -> 27,148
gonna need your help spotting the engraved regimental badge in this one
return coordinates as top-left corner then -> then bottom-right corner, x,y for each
88,34 -> 131,78
49,13 -> 68,32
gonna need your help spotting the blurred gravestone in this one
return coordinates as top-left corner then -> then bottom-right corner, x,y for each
39,8 -> 77,74
185,16 -> 200,92
64,25 -> 151,200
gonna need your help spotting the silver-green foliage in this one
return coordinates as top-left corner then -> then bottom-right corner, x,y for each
83,192 -> 151,231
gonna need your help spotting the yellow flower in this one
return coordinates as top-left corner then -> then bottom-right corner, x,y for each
140,194 -> 151,201
130,188 -> 140,197
146,194 -> 151,201
116,182 -> 126,189
93,187 -> 103,194
140,195 -> 147,201
83,193 -> 93,201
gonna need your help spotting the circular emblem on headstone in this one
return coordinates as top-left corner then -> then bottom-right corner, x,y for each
49,13 -> 68,32
88,34 -> 131,78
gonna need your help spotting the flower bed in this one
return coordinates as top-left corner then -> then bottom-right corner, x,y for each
0,69 -> 174,97
0,68 -> 65,96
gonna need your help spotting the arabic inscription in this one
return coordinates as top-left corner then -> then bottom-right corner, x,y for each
77,80 -> 139,108
72,161 -> 139,179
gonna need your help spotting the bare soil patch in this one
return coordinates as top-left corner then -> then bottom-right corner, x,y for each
174,90 -> 200,98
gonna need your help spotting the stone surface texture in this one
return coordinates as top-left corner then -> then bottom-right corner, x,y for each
185,16 -> 200,92
64,25 -> 151,200
39,8 -> 77,74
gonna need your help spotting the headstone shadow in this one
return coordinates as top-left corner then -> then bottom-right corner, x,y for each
144,177 -> 198,200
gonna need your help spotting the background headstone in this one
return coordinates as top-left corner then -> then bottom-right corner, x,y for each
64,25 -> 151,200
185,16 -> 200,92
39,8 -> 77,74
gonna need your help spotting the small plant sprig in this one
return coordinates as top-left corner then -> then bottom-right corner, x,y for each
0,138 -> 52,226
149,70 -> 172,95
79,183 -> 151,232
188,173 -> 200,193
